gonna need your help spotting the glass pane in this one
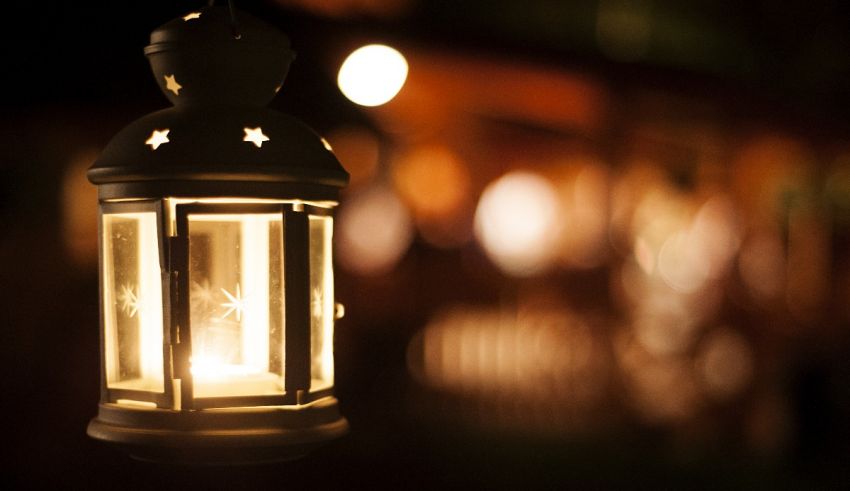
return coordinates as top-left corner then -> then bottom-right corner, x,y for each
102,212 -> 165,392
309,215 -> 335,391
187,213 -> 284,398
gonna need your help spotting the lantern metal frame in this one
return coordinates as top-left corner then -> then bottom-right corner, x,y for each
86,5 -> 349,464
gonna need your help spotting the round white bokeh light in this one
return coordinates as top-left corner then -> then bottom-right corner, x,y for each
474,171 -> 561,276
338,44 -> 409,107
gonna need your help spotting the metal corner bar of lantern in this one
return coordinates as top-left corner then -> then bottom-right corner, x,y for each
86,4 -> 349,464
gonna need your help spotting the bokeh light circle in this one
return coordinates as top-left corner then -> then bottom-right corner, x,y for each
474,171 -> 561,276
338,44 -> 408,107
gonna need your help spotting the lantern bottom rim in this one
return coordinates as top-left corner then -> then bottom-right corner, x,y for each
88,397 -> 348,464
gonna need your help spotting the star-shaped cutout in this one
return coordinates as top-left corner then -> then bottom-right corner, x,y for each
243,127 -> 270,148
321,137 -> 333,152
220,284 -> 248,321
118,284 -> 140,318
183,12 -> 202,21
145,129 -> 170,150
164,74 -> 183,95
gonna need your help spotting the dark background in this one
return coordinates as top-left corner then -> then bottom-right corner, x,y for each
3,0 -> 850,488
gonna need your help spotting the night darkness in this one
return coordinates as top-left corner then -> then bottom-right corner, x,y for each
4,1 -> 850,489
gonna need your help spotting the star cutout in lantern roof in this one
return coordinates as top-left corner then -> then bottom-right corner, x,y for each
145,129 -> 170,150
183,12 -> 201,21
243,127 -> 270,148
164,74 -> 183,95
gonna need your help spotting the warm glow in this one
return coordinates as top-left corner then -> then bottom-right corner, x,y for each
393,144 -> 470,220
190,352 -> 281,398
633,305 -> 698,356
103,212 -> 164,392
553,161 -> 610,268
407,304 -> 608,432
323,127 -> 380,188
337,44 -> 408,106
738,230 -> 785,301
243,127 -> 270,148
163,197 -> 337,236
187,212 -> 283,398
116,399 -> 157,408
310,216 -> 335,389
626,193 -> 740,294
145,129 -> 170,150
101,199 -> 341,402
695,327 -> 754,400
62,150 -> 99,266
190,354 -> 263,379
657,230 -> 710,293
136,215 -> 163,382
164,74 -> 183,95
337,184 -> 413,274
474,171 -> 561,276
615,332 -> 701,423
241,216 -> 270,372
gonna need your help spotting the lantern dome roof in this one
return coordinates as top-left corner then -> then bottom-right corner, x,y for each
89,106 -> 348,200
89,6 -> 349,200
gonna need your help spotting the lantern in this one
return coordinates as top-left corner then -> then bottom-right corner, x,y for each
86,6 -> 349,463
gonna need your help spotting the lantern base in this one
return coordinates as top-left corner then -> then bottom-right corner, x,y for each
88,397 -> 348,465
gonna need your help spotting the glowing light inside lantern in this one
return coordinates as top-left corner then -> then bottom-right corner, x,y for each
310,216 -> 335,389
102,199 -> 339,400
102,212 -> 164,392
186,212 -> 281,398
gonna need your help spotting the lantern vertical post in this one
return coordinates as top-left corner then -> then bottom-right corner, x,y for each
284,207 -> 312,399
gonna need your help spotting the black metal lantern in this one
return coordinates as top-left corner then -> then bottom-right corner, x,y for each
86,5 -> 349,464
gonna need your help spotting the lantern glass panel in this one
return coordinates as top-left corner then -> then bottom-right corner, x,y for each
187,213 -> 285,398
102,212 -> 165,392
309,215 -> 334,391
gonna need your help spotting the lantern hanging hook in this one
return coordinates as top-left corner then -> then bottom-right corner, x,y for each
207,0 -> 242,39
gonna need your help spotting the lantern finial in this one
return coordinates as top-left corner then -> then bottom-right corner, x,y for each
145,6 -> 294,107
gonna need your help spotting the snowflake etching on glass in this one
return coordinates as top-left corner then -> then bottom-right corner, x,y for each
118,284 -> 141,317
220,284 -> 249,321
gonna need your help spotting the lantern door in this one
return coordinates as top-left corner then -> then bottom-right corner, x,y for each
173,202 -> 339,409
100,200 -> 172,407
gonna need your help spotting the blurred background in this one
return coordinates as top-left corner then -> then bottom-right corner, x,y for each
3,0 -> 850,488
